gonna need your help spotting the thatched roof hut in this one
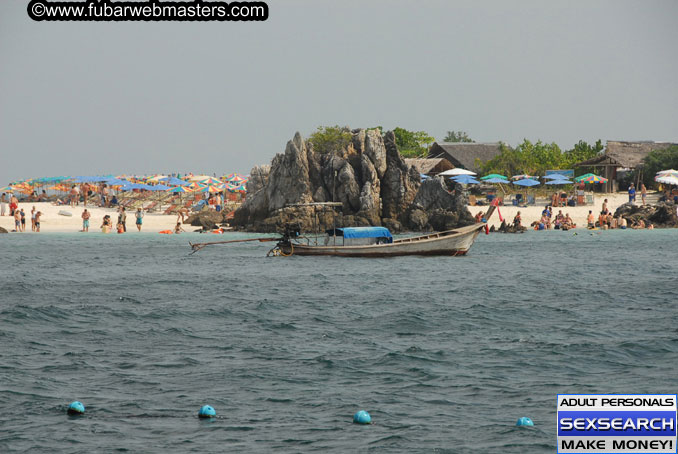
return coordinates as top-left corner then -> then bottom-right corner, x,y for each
576,141 -> 678,191
427,142 -> 503,172
404,158 -> 453,176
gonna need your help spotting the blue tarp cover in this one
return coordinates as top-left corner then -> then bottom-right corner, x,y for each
331,227 -> 393,241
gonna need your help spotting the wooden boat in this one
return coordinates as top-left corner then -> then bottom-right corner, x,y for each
278,223 -> 485,257
189,204 -> 494,257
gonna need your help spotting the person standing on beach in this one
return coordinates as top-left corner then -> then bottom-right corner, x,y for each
19,208 -> 26,232
118,207 -> 127,232
602,199 -> 609,214
34,211 -> 41,232
587,210 -> 595,229
135,208 -> 144,231
1,193 -> 6,216
628,183 -> 636,204
641,183 -> 647,205
81,208 -> 91,232
9,194 -> 18,217
31,206 -> 36,231
14,208 -> 21,232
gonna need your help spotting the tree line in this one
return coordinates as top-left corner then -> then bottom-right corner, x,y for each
308,126 -> 606,175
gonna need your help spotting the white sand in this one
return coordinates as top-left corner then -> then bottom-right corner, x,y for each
0,202 -> 185,233
0,192 -> 640,233
471,192 -> 636,230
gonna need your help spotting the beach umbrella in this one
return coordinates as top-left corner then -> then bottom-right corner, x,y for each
578,174 -> 608,184
656,169 -> 678,179
512,178 -> 540,187
438,168 -> 476,176
198,185 -> 225,193
545,178 -> 573,185
200,176 -> 222,185
480,173 -> 508,181
656,175 -> 678,186
161,177 -> 189,186
451,175 -> 480,185
483,177 -> 509,184
149,184 -> 171,191
170,186 -> 192,193
512,174 -> 538,180
573,173 -> 595,182
147,174 -> 168,182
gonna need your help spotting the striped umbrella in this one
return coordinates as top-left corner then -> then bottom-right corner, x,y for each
579,174 -> 608,184
200,176 -> 222,185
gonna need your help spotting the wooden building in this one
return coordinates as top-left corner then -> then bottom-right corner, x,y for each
576,141 -> 678,192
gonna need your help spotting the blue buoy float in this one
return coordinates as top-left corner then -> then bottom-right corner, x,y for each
67,401 -> 85,415
198,405 -> 216,419
516,416 -> 534,427
353,410 -> 372,424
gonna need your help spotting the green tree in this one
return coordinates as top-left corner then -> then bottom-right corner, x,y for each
641,145 -> 678,188
309,126 -> 352,154
481,139 -> 604,177
562,139 -> 604,168
443,130 -> 474,143
481,139 -> 563,176
393,127 -> 435,158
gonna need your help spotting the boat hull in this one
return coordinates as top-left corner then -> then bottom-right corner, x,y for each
281,223 -> 484,257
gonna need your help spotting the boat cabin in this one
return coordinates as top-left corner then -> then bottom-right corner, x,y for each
324,227 -> 393,246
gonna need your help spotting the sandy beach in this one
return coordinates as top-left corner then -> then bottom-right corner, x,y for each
471,192 -> 639,230
1,192 -> 642,233
0,202 -> 185,233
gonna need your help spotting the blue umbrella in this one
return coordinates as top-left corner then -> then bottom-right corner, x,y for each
151,184 -> 171,191
545,178 -> 573,185
484,177 -> 509,184
512,178 -> 540,187
451,175 -> 480,185
161,177 -> 189,186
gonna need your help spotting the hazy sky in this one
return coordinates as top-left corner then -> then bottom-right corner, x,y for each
1,0 -> 676,184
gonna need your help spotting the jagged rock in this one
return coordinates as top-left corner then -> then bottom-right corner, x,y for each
353,128 -> 387,178
232,128 -> 472,233
428,209 -> 465,231
407,209 -> 429,231
411,177 -> 457,211
0,226 -> 7,233
185,208 -> 224,230
246,165 -> 270,194
613,201 -> 678,228
497,220 -> 527,233
267,132 -> 313,210
381,218 -> 403,233
381,131 -> 420,222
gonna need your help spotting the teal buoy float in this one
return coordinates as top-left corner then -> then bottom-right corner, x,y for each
516,416 -> 534,427
353,410 -> 371,424
67,401 -> 85,415
198,405 -> 216,419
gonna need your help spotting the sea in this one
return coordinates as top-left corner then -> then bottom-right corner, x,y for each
1,229 -> 677,453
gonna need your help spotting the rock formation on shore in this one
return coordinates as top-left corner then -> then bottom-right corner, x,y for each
613,202 -> 678,228
0,226 -> 7,234
232,129 -> 473,233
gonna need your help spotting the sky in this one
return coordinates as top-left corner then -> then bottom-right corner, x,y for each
1,0 -> 677,184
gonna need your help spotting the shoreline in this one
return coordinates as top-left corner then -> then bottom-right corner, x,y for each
0,192 -> 666,234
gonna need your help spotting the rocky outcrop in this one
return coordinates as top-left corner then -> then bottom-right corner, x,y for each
613,202 -> 678,228
0,226 -> 7,233
232,128 -> 473,233
496,220 -> 527,233
185,208 -> 226,230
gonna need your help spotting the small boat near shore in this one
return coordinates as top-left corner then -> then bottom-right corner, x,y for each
274,223 -> 485,257
190,204 -> 495,257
